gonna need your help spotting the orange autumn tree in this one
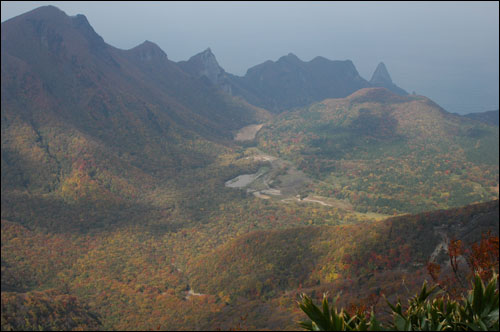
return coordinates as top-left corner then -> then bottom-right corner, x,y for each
427,232 -> 499,298
298,232 -> 499,331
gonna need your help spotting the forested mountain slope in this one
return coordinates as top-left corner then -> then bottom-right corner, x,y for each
1,5 -> 498,332
1,5 -> 268,232
256,88 -> 499,214
187,200 -> 499,301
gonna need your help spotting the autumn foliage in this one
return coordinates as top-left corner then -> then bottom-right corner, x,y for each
427,232 -> 499,298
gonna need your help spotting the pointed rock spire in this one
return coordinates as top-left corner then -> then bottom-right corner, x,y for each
370,62 -> 392,85
369,62 -> 408,96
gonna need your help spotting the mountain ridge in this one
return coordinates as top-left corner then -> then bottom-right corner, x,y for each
1,5 -> 498,332
188,199 -> 499,299
1,4 -> 268,214
179,49 -> 409,112
463,109 -> 499,126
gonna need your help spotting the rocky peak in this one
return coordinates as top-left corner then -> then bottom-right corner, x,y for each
183,47 -> 224,85
1,5 -> 107,58
129,40 -> 168,62
370,62 -> 393,85
277,52 -> 302,65
200,47 -> 214,58
369,62 -> 408,96
70,14 -> 105,50
21,5 -> 67,21
310,56 -> 328,63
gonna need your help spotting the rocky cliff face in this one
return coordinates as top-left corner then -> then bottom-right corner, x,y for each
178,48 -> 232,94
193,48 -> 224,85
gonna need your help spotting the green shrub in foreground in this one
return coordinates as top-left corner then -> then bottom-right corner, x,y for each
298,274 -> 499,331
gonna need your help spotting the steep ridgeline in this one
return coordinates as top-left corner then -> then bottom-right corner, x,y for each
177,48 -> 266,108
369,62 -> 408,95
1,5 -> 265,141
121,42 -> 269,135
1,5 -> 267,231
178,51 -> 408,113
179,51 -> 371,112
256,88 -> 499,214
178,48 -> 231,94
2,5 -> 498,332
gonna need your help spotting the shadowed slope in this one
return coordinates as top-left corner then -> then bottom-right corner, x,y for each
187,200 -> 498,299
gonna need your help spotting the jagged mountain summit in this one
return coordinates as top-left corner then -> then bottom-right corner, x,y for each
178,50 -> 410,113
1,5 -> 266,137
179,51 -> 373,112
127,40 -> 168,63
178,47 -> 234,94
238,53 -> 372,112
1,5 -> 267,200
1,5 -> 499,332
178,48 -> 221,85
369,62 -> 408,95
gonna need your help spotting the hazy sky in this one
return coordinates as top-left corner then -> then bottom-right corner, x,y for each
2,1 -> 499,114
